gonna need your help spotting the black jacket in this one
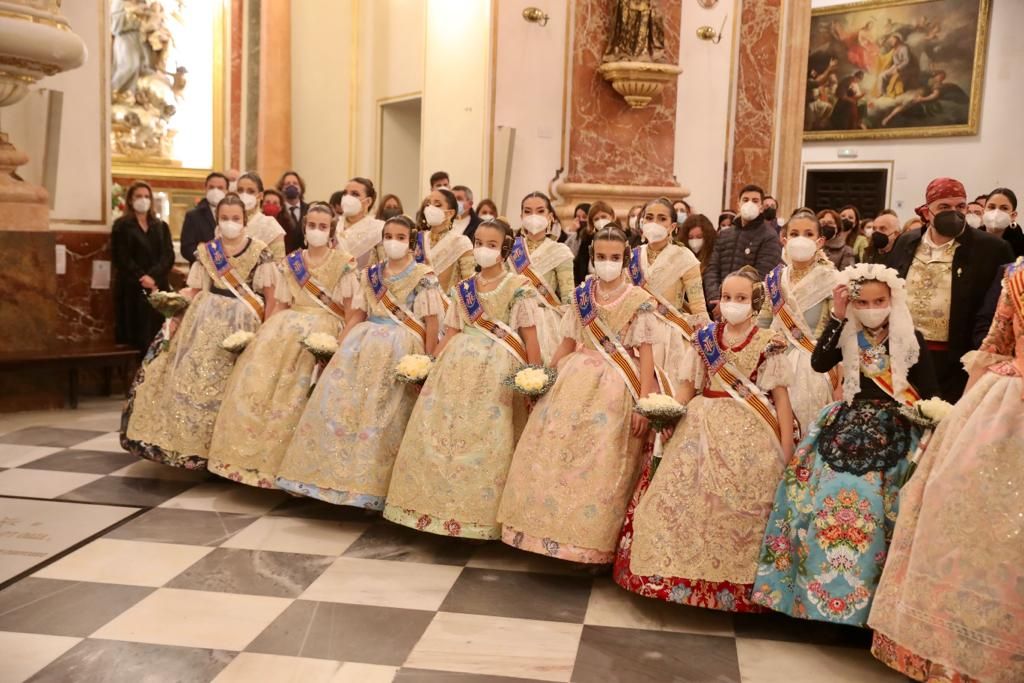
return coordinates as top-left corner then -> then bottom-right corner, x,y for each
111,215 -> 174,353
704,217 -> 783,302
180,200 -> 217,264
461,210 -> 483,244
887,226 -> 1014,359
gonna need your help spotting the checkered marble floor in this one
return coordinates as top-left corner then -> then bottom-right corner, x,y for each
0,399 -> 906,683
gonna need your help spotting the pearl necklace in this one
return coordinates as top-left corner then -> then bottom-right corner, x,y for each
476,270 -> 505,287
596,277 -> 627,303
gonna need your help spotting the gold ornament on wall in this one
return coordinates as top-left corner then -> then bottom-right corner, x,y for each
598,0 -> 680,109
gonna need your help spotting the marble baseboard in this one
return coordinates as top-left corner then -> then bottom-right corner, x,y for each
0,230 -> 59,353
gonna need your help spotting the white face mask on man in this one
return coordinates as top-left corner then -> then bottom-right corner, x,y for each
206,188 -> 226,207
739,201 -> 761,222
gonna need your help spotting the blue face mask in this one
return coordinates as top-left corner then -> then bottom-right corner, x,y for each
456,201 -> 466,218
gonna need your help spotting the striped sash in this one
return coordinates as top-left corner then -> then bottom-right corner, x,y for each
695,322 -> 781,441
367,263 -> 427,346
859,332 -> 921,408
286,251 -> 346,321
457,276 -> 528,364
766,264 -> 841,390
628,246 -> 695,342
510,237 -> 561,308
204,239 -> 264,320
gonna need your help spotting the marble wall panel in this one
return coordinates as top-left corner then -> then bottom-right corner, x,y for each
565,0 -> 681,188
0,231 -> 59,354
728,0 -> 782,206
54,232 -> 115,345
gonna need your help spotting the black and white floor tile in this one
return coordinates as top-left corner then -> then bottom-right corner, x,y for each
0,399 -> 905,682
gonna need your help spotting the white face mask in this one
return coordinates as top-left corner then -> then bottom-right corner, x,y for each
239,192 -> 258,211
687,238 -> 704,253
341,194 -> 363,217
219,220 -> 244,240
676,211 -> 688,224
228,181 -> 238,193
473,246 -> 502,269
594,260 -> 623,282
382,238 -> 409,260
423,204 -> 447,227
720,301 -> 752,325
785,235 -> 818,263
982,209 -> 1011,231
863,227 -> 875,237
739,201 -> 761,222
593,218 -> 611,230
628,216 -> 638,229
478,214 -> 494,222
853,306 -> 890,329
305,228 -> 329,248
522,214 -> 548,235
132,197 -> 151,214
641,222 -> 668,244
456,201 -> 466,218
964,213 -> 982,229
206,188 -> 226,207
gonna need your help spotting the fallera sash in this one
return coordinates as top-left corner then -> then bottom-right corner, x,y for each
286,251 -> 347,321
629,246 -> 695,342
510,237 -> 561,308
414,232 -> 428,264
337,216 -> 382,262
457,276 -> 528,364
204,239 -> 264,320
1005,257 -> 1024,321
858,332 -> 921,408
695,322 -> 781,441
367,263 -> 427,346
766,264 -> 841,390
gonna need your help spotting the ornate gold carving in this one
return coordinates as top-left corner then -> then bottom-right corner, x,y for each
0,55 -> 63,77
597,60 -> 681,109
604,0 -> 666,63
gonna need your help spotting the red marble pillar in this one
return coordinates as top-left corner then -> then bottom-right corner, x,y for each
727,0 -> 782,208
553,0 -> 685,219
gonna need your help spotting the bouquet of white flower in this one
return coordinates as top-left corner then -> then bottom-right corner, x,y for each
301,333 -> 339,363
634,393 -> 686,433
147,291 -> 190,318
395,354 -> 434,384
221,330 -> 255,354
503,365 -> 557,398
900,397 -> 954,429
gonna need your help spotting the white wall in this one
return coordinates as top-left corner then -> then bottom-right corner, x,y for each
802,0 -> 1024,220
380,98 -> 423,211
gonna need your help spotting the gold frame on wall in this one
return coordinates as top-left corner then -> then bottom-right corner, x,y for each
110,0 -> 227,180
803,0 -> 990,142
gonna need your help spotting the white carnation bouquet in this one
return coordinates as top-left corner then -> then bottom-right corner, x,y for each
221,330 -> 255,354
634,393 -> 686,433
301,333 -> 340,395
503,365 -> 557,398
898,397 -> 954,486
147,291 -> 190,318
395,354 -> 434,384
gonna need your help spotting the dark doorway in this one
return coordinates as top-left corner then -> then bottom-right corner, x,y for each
805,169 -> 888,218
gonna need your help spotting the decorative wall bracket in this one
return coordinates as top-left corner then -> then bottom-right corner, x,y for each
597,60 -> 681,109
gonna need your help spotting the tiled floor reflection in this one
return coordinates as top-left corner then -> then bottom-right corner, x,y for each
0,400 -> 905,682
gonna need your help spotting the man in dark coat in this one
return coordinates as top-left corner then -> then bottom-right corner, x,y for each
180,172 -> 228,264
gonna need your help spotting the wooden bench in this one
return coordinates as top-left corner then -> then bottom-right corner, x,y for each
0,344 -> 139,409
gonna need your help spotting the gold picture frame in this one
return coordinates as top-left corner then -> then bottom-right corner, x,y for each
803,0 -> 990,142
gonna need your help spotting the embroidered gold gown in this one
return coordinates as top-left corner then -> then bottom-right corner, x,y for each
276,262 -> 443,508
514,235 -> 574,364
383,273 -> 540,539
122,238 -> 277,469
498,284 -> 664,564
614,325 -> 792,611
205,249 -> 358,487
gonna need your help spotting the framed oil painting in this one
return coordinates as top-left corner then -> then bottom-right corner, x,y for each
803,0 -> 990,141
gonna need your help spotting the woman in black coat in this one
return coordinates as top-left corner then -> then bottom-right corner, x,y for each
111,181 -> 175,354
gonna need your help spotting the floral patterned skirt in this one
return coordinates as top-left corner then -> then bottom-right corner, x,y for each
751,400 -> 915,625
870,633 -> 981,683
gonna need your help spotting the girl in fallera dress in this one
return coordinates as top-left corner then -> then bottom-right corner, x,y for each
869,257 -> 1024,683
234,172 -> 287,259
276,215 -> 444,508
498,226 -> 668,564
752,264 -> 939,626
510,191 -> 575,363
756,209 -> 841,433
416,188 -> 476,294
334,176 -> 384,269
122,193 -> 278,469
614,266 -> 796,611
383,218 -> 543,538
205,203 -> 358,488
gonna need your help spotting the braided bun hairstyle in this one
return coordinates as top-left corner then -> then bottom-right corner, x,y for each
589,222 -> 631,262
383,213 -> 418,247
473,216 -> 516,272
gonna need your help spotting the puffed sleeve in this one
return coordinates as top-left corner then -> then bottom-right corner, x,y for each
621,303 -> 661,347
682,265 -> 709,321
509,287 -> 540,330
267,236 -> 286,260
442,288 -> 463,330
757,335 -> 794,391
252,255 -> 279,291
678,342 -> 706,391
558,306 -> 583,343
350,279 -> 369,313
412,276 -> 445,319
330,266 -> 359,302
274,262 -> 294,304
186,261 -> 208,290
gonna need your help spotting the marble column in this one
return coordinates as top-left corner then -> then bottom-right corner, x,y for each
257,0 -> 292,182
553,0 -> 686,220
774,0 -> 811,212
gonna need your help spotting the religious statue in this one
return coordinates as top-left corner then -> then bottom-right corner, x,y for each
110,0 -> 187,162
603,0 -> 667,63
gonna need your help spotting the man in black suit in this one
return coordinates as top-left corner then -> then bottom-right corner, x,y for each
277,170 -> 309,227
452,185 -> 482,242
886,177 -> 1014,402
180,171 -> 229,264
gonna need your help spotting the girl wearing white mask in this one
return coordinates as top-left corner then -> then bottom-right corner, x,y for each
415,188 -> 475,294
277,215 -> 443,507
206,203 -> 358,488
753,264 -> 939,627
233,173 -> 286,259
572,201 -> 616,284
615,266 -> 795,611
499,226 -> 671,564
983,187 -> 1024,257
336,177 -> 384,269
124,193 -> 278,470
385,218 -> 542,539
756,209 -> 840,431
511,191 -> 575,363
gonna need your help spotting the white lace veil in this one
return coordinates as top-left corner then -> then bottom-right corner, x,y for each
836,263 -> 919,403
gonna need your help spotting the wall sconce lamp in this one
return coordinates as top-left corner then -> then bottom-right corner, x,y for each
696,15 -> 727,44
522,7 -> 549,27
